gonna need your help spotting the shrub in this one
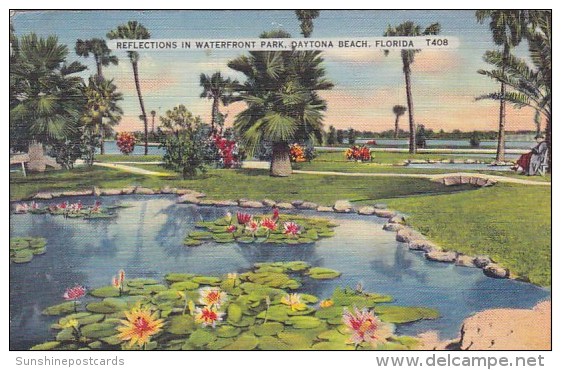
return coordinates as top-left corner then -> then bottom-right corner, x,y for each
469,131 -> 481,148
212,134 -> 243,168
289,143 -> 316,162
345,145 -> 371,162
116,132 -> 136,155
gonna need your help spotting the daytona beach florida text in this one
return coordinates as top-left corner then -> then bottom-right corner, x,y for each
109,37 -> 457,51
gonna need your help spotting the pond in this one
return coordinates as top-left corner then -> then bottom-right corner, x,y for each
9,195 -> 550,350
356,139 -> 535,149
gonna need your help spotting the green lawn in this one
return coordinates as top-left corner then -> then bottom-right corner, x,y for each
95,154 -> 163,163
385,183 -> 551,286
312,151 -> 495,164
9,166 -> 473,204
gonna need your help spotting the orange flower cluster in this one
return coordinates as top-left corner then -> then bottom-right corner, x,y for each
345,145 -> 371,161
289,144 -> 307,162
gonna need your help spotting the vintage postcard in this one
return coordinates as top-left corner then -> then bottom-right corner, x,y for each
9,9 -> 551,354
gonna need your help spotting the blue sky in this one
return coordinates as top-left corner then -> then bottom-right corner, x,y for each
12,10 -> 535,132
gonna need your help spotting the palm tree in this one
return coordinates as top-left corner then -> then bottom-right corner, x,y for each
75,38 -> 118,79
107,21 -> 151,155
150,110 -> 156,133
392,105 -> 407,139
295,10 -> 320,38
228,30 -> 332,177
477,11 -> 551,172
476,11 -> 525,162
10,33 -> 86,151
384,21 -> 441,154
81,76 -> 123,158
199,72 -> 237,134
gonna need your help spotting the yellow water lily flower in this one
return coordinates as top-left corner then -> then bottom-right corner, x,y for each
117,307 -> 164,348
319,299 -> 334,308
199,287 -> 227,308
61,319 -> 79,329
281,293 -> 307,311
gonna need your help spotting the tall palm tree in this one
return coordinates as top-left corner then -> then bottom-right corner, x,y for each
81,76 -> 123,158
476,10 -> 525,162
199,72 -> 237,134
392,105 -> 407,139
75,38 -> 118,79
107,21 -> 151,155
10,33 -> 86,151
384,21 -> 441,154
295,10 -> 320,38
477,11 -> 551,172
150,110 -> 156,133
228,30 -> 332,177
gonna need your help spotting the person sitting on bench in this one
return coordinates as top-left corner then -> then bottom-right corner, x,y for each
512,134 -> 548,175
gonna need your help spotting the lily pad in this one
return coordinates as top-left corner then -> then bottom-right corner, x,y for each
11,249 -> 33,263
188,231 -> 214,240
192,276 -> 221,285
213,234 -> 235,243
216,325 -> 241,338
315,305 -> 345,320
80,322 -> 118,339
254,322 -> 284,337
207,338 -> 235,350
256,305 -> 290,322
184,238 -> 203,247
166,315 -> 195,335
222,334 -> 259,350
312,341 -> 353,350
276,331 -> 314,349
165,273 -> 196,282
236,236 -> 255,244
374,305 -> 439,324
30,341 -> 61,350
127,278 -> 160,288
227,303 -> 243,323
99,334 -> 124,346
306,267 -> 341,280
170,281 -> 200,291
89,286 -> 121,298
188,329 -> 217,348
288,316 -> 322,329
86,298 -> 128,314
56,328 -> 76,341
58,313 -> 105,328
391,336 -> 420,349
283,261 -> 310,272
153,290 -> 185,303
331,287 -> 393,308
42,302 -> 77,316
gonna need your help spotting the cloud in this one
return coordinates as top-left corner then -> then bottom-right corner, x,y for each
413,50 -> 463,74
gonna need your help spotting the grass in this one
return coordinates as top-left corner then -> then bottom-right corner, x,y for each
312,151 -> 496,164
95,154 -> 163,163
10,166 -> 474,204
384,183 -> 551,286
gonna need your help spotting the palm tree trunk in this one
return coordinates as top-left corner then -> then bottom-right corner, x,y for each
546,119 -> 551,173
403,66 -> 416,154
132,61 -> 149,155
100,124 -> 105,155
495,81 -> 506,162
96,62 -> 103,79
211,97 -> 219,134
394,115 -> 400,139
270,142 -> 292,177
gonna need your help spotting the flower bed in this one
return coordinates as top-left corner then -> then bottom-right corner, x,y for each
33,262 -> 439,350
12,201 -> 130,219
10,237 -> 47,264
345,145 -> 372,162
184,210 -> 337,246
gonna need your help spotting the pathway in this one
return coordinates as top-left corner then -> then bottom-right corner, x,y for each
93,162 -> 170,176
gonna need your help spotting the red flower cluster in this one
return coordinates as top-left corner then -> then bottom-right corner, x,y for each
116,132 -> 136,155
345,145 -> 371,161
63,285 -> 86,301
213,134 -> 240,168
236,212 -> 252,225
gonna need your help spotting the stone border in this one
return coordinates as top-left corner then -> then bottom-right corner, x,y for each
18,187 -> 512,281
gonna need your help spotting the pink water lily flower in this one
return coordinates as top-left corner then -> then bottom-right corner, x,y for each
194,306 -> 224,328
260,218 -> 277,231
236,212 -> 252,225
272,207 -> 279,221
283,222 -> 300,236
245,220 -> 260,234
14,203 -> 30,213
226,225 -> 237,233
63,285 -> 86,301
342,307 -> 392,347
